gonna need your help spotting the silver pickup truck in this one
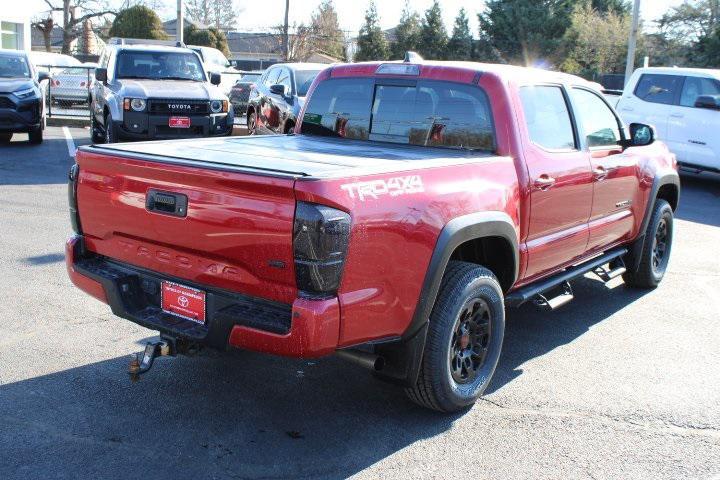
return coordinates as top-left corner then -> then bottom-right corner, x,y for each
90,43 -> 234,143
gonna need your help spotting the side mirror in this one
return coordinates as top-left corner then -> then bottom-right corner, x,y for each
269,83 -> 286,96
37,71 -> 50,82
694,95 -> 720,110
95,68 -> 107,83
210,72 -> 221,86
628,123 -> 655,147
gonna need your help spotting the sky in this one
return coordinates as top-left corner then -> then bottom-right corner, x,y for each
21,0 -> 685,35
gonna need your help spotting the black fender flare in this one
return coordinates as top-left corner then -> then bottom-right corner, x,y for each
374,211 -> 519,387
628,171 -> 681,271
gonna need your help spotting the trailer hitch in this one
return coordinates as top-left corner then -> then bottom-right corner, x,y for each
128,340 -> 173,382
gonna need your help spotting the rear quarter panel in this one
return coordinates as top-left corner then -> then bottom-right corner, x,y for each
295,158 -> 520,347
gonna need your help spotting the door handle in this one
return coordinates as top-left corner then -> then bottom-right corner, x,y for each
593,166 -> 617,180
533,175 -> 556,190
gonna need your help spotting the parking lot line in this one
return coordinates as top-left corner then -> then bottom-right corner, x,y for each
62,127 -> 76,158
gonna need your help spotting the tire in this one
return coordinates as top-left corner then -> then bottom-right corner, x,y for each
623,199 -> 673,288
247,110 -> 257,135
405,261 -> 505,412
104,114 -> 117,143
28,126 -> 43,145
91,115 -> 104,143
0,132 -> 12,143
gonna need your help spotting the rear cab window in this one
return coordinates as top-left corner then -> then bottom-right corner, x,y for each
518,85 -> 576,151
300,78 -> 495,151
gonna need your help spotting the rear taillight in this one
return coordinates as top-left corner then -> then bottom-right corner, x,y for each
68,163 -> 81,234
51,79 -> 60,87
293,202 -> 351,297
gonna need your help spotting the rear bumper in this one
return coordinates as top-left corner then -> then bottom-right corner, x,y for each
65,236 -> 340,357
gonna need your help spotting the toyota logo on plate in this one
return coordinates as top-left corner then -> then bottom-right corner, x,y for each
178,296 -> 189,308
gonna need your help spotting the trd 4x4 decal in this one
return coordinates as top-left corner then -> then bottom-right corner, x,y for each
341,175 -> 424,201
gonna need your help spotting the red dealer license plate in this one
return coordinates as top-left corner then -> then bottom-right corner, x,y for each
169,116 -> 191,128
161,281 -> 206,324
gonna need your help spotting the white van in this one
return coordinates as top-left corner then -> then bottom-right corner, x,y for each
616,67 -> 720,173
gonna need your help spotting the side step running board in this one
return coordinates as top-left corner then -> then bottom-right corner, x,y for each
505,247 -> 628,308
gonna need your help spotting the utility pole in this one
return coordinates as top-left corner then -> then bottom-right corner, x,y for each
624,0 -> 641,86
283,0 -> 290,61
176,0 -> 184,45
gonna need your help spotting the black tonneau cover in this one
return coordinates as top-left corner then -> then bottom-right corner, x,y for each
82,135 -> 497,179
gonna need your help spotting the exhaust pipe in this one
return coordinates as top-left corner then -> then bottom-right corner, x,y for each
336,349 -> 385,371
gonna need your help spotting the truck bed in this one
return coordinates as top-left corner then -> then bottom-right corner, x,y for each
85,135 -> 496,179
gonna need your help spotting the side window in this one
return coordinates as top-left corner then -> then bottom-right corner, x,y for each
679,76 -> 720,107
519,86 -> 576,151
633,74 -> 683,105
263,68 -> 279,87
277,68 -> 292,93
570,88 -> 622,148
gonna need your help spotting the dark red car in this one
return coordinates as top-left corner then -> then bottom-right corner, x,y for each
67,60 -> 679,412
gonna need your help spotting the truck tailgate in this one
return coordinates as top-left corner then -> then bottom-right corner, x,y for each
75,148 -> 297,304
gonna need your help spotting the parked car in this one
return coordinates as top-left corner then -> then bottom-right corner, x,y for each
0,49 -> 49,144
616,67 -> 720,173
67,60 -> 679,412
228,71 -> 262,115
246,63 -> 324,134
48,62 -> 97,107
90,43 -> 234,143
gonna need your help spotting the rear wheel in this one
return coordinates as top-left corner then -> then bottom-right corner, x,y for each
623,199 -> 674,288
405,261 -> 505,412
91,115 -> 104,143
247,111 -> 257,135
0,132 -> 12,143
28,126 -> 43,144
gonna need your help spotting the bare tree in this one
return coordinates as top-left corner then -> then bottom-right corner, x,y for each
43,0 -> 116,54
272,23 -> 313,61
32,16 -> 55,52
187,0 -> 239,30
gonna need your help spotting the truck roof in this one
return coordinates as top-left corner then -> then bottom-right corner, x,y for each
83,135 -> 500,179
630,66 -> 720,80
329,60 -> 598,87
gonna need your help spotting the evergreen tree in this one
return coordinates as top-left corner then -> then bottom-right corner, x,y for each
447,8 -> 473,60
109,5 -> 167,40
184,24 -> 231,57
310,0 -> 345,60
592,0 -> 631,15
390,1 -> 422,60
355,1 -> 389,61
478,0 -> 575,66
419,1 -> 448,60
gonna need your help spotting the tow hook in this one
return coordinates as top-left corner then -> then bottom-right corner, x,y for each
128,340 -> 173,382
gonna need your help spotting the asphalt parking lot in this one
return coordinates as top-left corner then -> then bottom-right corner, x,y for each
0,126 -> 719,479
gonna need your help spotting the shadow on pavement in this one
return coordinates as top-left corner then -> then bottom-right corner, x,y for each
0,275 -> 651,479
488,275 -> 648,394
23,253 -> 65,265
675,171 -> 720,228
0,136 -> 76,186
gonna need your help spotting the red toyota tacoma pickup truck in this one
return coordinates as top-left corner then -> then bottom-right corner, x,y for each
66,60 -> 680,412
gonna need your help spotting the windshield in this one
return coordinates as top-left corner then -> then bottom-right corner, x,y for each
301,78 -> 496,151
200,47 -> 230,70
295,70 -> 321,97
0,54 -> 31,78
116,51 -> 206,81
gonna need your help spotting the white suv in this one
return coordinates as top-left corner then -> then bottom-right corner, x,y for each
616,67 -> 720,173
